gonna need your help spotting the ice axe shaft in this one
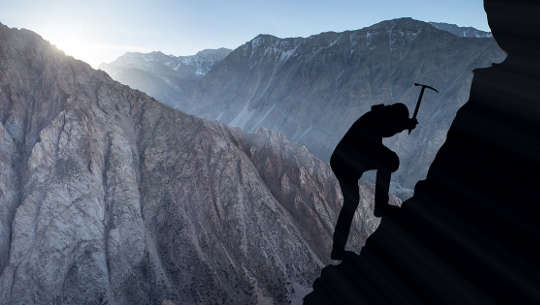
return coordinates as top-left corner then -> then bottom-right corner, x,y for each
409,82 -> 439,134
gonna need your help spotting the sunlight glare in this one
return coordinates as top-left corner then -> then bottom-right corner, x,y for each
42,30 -> 149,68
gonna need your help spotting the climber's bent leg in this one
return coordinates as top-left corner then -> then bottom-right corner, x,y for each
374,168 -> 392,217
332,176 -> 360,259
374,147 -> 399,217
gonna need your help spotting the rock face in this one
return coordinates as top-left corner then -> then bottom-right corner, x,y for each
99,48 -> 231,109
0,23 -> 395,305
103,18 -> 505,196
304,2 -> 540,304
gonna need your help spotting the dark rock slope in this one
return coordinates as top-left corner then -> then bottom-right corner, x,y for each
304,3 -> 540,304
0,23 -> 397,305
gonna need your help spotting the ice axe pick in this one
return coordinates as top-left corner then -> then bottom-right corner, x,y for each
409,82 -> 439,134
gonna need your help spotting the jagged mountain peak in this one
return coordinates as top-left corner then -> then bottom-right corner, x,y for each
238,17 -> 453,58
246,34 -> 303,50
99,46 -> 232,105
367,17 -> 430,28
429,21 -> 493,38
194,47 -> 232,58
252,33 -> 281,40
104,47 -> 231,70
241,17 -> 488,55
116,50 -> 170,63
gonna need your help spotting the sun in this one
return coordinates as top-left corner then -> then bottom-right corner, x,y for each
54,39 -> 99,67
41,30 -> 145,69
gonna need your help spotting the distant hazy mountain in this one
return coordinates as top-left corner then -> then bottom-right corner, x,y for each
99,48 -> 231,106
428,22 -> 493,38
0,23 -> 394,305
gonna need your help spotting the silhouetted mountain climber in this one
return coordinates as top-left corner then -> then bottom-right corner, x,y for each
305,1 -> 540,304
330,103 -> 417,260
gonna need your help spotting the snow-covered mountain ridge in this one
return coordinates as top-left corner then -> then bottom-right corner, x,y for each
107,48 -> 232,77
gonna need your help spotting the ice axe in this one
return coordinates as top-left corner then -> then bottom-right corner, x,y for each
409,82 -> 439,134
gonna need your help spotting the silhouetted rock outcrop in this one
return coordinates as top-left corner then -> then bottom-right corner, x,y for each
304,2 -> 540,304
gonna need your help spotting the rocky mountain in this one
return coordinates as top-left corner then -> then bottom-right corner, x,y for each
0,23 -> 398,305
105,49 -> 232,77
186,18 -> 506,196
101,18 -> 505,197
99,48 -> 231,108
428,22 -> 493,38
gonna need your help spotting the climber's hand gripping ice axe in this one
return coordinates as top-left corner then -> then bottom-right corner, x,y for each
409,83 -> 439,134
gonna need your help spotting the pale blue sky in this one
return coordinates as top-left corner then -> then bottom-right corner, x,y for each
0,0 -> 489,67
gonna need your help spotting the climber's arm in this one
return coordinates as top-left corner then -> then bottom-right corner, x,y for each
406,118 -> 418,131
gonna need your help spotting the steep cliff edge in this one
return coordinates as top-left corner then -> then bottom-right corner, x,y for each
304,2 -> 540,304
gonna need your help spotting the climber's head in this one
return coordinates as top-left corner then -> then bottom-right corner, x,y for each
375,103 -> 412,137
388,103 -> 410,120
484,0 -> 540,57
